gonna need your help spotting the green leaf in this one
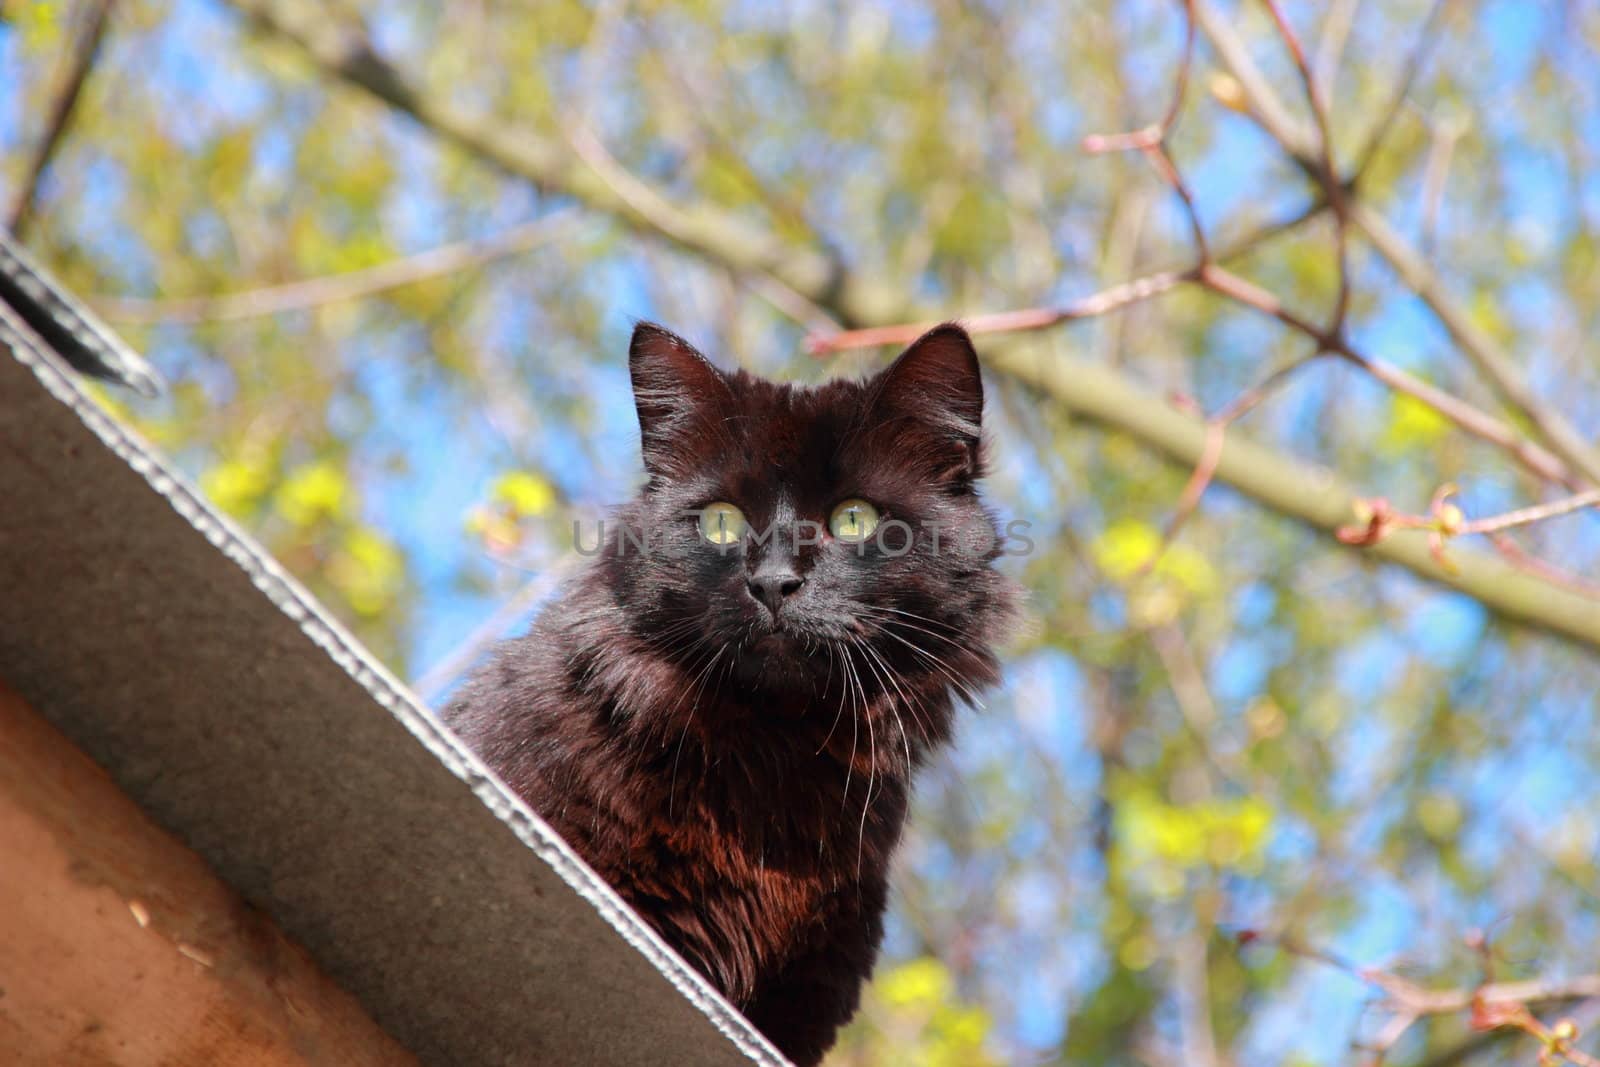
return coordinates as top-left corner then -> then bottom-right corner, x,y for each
275,461 -> 349,527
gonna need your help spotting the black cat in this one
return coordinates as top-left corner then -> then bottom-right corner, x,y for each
445,322 -> 1016,1066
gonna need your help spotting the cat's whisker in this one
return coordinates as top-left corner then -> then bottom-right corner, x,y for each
857,603 -> 978,643
666,643 -> 715,798
839,646 -> 863,815
647,617 -> 717,662
850,603 -> 988,703
854,638 -> 916,775
858,605 -> 984,658
841,636 -> 882,880
667,639 -> 728,819
861,603 -> 966,631
864,620 -> 987,711
882,644 -> 943,747
816,642 -> 848,757
883,663 -> 935,766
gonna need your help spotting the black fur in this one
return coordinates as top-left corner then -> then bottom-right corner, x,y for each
446,322 -> 1016,1065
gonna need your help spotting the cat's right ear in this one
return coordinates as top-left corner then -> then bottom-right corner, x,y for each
629,322 -> 730,475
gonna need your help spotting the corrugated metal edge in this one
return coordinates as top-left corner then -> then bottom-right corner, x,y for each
0,231 -> 163,396
0,314 -> 790,1067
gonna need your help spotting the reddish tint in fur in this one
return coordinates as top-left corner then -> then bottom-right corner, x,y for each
446,322 -> 1015,1065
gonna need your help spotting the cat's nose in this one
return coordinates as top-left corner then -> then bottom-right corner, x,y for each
747,568 -> 804,616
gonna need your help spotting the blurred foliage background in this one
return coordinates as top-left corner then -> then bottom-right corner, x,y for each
5,0 -> 1600,1063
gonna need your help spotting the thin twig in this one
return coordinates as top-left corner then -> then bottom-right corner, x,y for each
1335,487 -> 1600,596
7,0 -> 118,237
807,200 -> 1326,355
411,556 -> 579,707
1147,142 -> 1211,262
1084,1 -> 1209,261
1312,0 -> 1361,103
1193,0 -> 1600,487
92,211 -> 583,323
1249,932 -> 1600,1066
1350,204 -> 1600,488
1147,621 -> 1248,788
1157,349 -> 1326,551
808,270 -> 1189,354
1359,1007 -> 1419,1067
1191,0 -> 1317,158
562,122 -> 843,335
1196,262 -> 1575,488
1081,0 -> 1197,154
1173,922 -> 1223,1067
1350,0 -> 1452,185
1487,533 -> 1600,600
1260,0 -> 1352,333
1417,113 -> 1464,254
1460,488 -> 1600,536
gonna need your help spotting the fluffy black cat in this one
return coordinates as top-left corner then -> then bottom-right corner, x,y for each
445,322 -> 1015,1065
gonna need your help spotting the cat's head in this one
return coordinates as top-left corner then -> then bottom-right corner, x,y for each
606,321 -> 1016,745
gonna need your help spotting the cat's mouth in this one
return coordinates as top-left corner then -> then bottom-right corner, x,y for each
751,630 -> 804,652
747,612 -> 856,647
734,609 -> 865,673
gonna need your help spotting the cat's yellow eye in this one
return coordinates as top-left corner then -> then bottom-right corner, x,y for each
829,499 -> 880,542
698,502 -> 747,546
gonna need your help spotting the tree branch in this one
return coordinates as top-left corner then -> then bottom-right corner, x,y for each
809,200 -> 1324,354
91,211 -> 582,323
1456,488 -> 1600,537
1260,0 -> 1351,334
219,0 -> 903,328
1350,203 -> 1600,487
1247,932 -> 1600,1066
1349,0 -> 1451,183
808,268 -> 1191,354
1191,0 -> 1317,159
1311,0 -> 1361,103
6,0 -> 118,238
983,341 -> 1600,654
1197,262 -> 1576,489
1334,486 -> 1600,594
1193,0 -> 1600,488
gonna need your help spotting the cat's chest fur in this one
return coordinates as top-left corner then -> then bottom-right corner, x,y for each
549,682 -> 912,1002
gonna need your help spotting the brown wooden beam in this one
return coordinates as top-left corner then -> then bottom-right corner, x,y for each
0,679 -> 417,1066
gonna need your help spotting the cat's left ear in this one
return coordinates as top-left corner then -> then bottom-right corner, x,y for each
629,322 -> 732,476
868,323 -> 984,483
